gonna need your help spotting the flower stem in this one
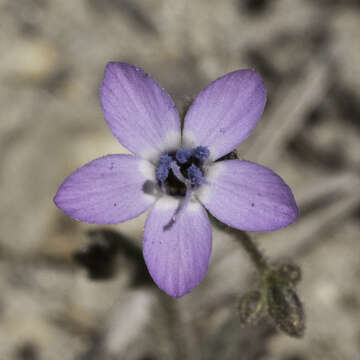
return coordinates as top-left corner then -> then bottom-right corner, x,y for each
234,231 -> 268,274
210,215 -> 269,274
210,215 -> 305,337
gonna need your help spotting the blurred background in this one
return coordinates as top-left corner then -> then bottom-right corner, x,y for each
1,0 -> 360,359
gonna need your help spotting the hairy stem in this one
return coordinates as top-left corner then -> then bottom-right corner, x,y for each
235,231 -> 268,274
210,215 -> 269,274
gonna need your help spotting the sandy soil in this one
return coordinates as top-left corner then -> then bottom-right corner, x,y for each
0,1 -> 360,359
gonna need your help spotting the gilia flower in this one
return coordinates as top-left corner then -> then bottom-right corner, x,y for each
54,62 -> 298,297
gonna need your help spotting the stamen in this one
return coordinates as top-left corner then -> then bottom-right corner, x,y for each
155,154 -> 173,185
156,149 -> 209,228
187,164 -> 206,187
175,148 -> 191,164
193,146 -> 210,161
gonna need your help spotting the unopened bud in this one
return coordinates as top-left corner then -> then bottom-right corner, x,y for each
276,263 -> 302,285
267,282 -> 305,338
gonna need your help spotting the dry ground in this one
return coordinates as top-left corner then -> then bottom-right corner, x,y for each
0,1 -> 360,359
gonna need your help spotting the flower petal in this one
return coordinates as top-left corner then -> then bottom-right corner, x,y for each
143,198 -> 212,297
183,70 -> 266,160
198,160 -> 298,231
54,155 -> 156,224
100,62 -> 181,160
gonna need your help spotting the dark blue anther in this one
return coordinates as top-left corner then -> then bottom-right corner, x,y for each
193,146 -> 210,161
187,164 -> 205,187
156,154 -> 172,183
175,148 -> 191,164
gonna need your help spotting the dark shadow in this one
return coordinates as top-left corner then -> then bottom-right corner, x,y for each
142,180 -> 158,196
239,0 -> 273,16
73,229 -> 152,286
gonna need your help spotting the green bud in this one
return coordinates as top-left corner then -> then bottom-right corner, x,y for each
267,282 -> 305,338
276,263 -> 302,285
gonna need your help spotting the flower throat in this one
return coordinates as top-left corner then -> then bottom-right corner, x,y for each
155,146 -> 210,197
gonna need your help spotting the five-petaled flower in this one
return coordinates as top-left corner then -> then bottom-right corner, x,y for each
54,62 -> 298,298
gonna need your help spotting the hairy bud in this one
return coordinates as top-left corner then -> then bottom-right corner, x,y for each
267,282 -> 305,338
276,263 -> 302,285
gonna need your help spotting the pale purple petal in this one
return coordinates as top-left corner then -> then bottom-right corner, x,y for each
198,160 -> 298,231
143,199 -> 212,298
183,70 -> 266,161
100,62 -> 181,160
54,155 -> 156,224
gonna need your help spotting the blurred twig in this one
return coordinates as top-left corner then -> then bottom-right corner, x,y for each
262,187 -> 360,260
246,60 -> 329,165
295,171 -> 360,207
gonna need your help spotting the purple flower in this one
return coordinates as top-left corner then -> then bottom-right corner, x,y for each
54,62 -> 298,298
